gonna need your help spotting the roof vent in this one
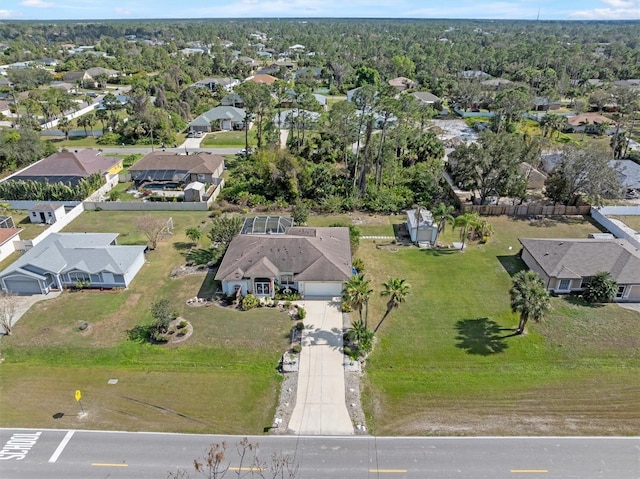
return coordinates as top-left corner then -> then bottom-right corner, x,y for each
544,252 -> 549,256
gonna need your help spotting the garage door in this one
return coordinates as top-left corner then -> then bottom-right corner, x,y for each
303,282 -> 343,297
4,277 -> 42,295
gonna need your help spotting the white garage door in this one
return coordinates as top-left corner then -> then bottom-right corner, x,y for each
303,282 -> 343,297
4,277 -> 42,295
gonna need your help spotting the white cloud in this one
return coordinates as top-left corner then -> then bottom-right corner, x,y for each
21,0 -> 55,7
115,7 -> 131,15
602,0 -> 635,7
0,10 -> 18,18
570,7 -> 640,19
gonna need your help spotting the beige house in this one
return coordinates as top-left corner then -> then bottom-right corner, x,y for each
519,238 -> 640,302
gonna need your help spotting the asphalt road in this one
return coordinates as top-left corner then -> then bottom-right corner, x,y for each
0,429 -> 638,478
85,147 -> 240,155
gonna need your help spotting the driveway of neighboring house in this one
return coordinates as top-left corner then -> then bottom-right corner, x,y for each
619,303 -> 640,313
287,299 -> 353,435
0,292 -> 61,335
179,137 -> 203,150
279,129 -> 289,149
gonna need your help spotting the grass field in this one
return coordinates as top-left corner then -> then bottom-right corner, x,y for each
0,211 -> 291,434
201,130 -> 257,147
354,215 -> 640,436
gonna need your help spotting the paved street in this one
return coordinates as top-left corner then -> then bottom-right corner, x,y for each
288,299 -> 353,435
0,429 -> 638,479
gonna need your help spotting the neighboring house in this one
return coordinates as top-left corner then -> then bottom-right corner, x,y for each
181,47 -> 208,56
215,223 -> 352,298
0,227 -> 22,263
274,109 -> 320,128
0,99 -> 11,116
128,152 -> 225,187
533,97 -> 562,111
410,91 -> 442,106
194,77 -> 240,92
481,77 -> 512,89
63,71 -> 93,86
188,106 -> 246,132
612,79 -> 640,89
388,77 -> 416,91
85,67 -> 119,79
0,233 -> 146,295
564,113 -> 615,134
406,208 -> 439,245
294,67 -> 322,80
519,237 -> 640,302
34,58 -> 59,67
29,203 -> 66,224
9,150 -> 123,187
246,74 -> 278,86
220,93 -> 245,108
347,87 -> 361,102
313,93 -> 328,110
610,159 -> 640,192
459,70 -> 492,80
50,81 -> 77,94
237,56 -> 257,67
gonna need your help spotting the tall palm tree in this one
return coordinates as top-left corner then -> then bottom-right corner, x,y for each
509,270 -> 551,335
432,203 -> 455,243
58,117 -> 72,141
453,212 -> 479,250
374,277 -> 411,333
342,274 -> 373,327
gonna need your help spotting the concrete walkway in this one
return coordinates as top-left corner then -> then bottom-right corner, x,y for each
0,292 -> 61,335
288,299 -> 353,435
279,129 -> 289,149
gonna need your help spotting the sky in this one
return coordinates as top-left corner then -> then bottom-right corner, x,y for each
0,0 -> 638,21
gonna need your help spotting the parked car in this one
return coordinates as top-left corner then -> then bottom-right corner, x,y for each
236,148 -> 254,156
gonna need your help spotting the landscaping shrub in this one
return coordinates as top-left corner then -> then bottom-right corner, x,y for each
297,307 -> 306,320
241,294 -> 259,311
295,322 -> 305,331
341,300 -> 353,313
292,344 -> 302,354
177,320 -> 188,329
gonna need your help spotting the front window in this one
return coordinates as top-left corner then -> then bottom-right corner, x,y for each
68,271 -> 90,283
558,279 -> 571,291
255,282 -> 271,295
280,274 -> 294,286
616,285 -> 627,299
580,277 -> 592,288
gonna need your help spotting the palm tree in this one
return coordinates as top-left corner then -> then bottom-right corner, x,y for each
509,270 -> 551,335
185,227 -> 202,247
77,115 -> 90,137
58,117 -> 72,141
453,212 -> 479,250
432,203 -> 455,244
344,319 -> 374,356
342,274 -> 373,327
374,277 -> 411,333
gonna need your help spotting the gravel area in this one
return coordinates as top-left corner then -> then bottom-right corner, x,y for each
270,311 -> 368,435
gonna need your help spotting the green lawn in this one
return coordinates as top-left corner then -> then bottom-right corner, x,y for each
201,130 -> 257,147
357,215 -> 640,436
0,211 -> 291,434
609,216 -> 640,232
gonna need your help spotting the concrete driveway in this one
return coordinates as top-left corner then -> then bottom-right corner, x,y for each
287,299 -> 353,435
0,292 -> 61,335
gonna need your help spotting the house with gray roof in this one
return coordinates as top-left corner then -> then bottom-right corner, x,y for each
188,106 -> 246,132
8,150 -> 123,187
519,237 -> 640,302
128,152 -> 224,187
0,233 -> 146,295
410,91 -> 442,106
221,93 -> 244,108
216,225 -> 352,298
195,77 -> 240,92
611,159 -> 640,192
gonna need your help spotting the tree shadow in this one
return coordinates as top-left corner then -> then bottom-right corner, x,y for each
173,241 -> 193,252
421,248 -> 457,256
455,317 -> 511,355
496,254 -> 526,277
562,294 -> 605,309
197,269 -> 218,300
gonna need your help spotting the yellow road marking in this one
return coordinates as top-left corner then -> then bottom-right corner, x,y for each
91,463 -> 128,467
511,470 -> 548,473
229,466 -> 265,472
369,469 -> 408,473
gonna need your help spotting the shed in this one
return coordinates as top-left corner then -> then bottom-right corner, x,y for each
29,203 -> 66,224
184,181 -> 205,202
406,208 -> 439,245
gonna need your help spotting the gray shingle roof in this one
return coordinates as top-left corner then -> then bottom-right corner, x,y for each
129,152 -> 224,176
189,106 -> 245,126
520,238 -> 640,284
215,227 -> 352,282
13,150 -> 121,179
1,233 -> 145,278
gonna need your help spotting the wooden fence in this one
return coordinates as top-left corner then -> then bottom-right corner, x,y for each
461,204 -> 591,216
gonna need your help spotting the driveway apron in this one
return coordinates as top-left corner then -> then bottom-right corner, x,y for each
287,299 -> 353,435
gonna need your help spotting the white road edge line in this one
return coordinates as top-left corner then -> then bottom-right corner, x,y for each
48,430 -> 75,463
